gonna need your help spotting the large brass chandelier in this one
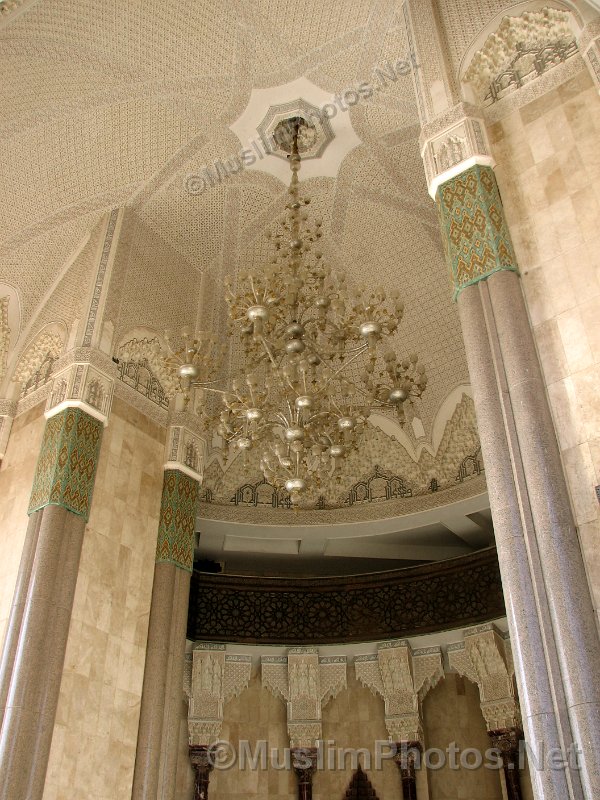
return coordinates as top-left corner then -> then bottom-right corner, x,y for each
164,118 -> 427,505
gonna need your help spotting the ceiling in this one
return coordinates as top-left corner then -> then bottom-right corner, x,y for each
0,0 -> 516,572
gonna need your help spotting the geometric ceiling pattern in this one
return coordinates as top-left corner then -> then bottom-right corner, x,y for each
0,0 -> 471,440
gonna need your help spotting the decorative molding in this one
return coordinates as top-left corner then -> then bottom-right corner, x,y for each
188,548 -> 505,645
197,473 -> 486,526
81,209 -> 121,348
116,336 -> 177,408
45,360 -> 115,426
420,104 -> 494,198
187,645 -> 252,746
113,376 -> 169,428
354,640 -> 442,744
165,413 -> 208,481
261,649 -> 347,748
27,407 -> 103,521
448,625 -> 521,731
437,164 -> 519,300
0,405 -> 16,459
0,296 -> 9,380
156,469 -> 199,572
483,55 -> 587,124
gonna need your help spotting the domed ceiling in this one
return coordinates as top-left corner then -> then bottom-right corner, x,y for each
0,0 -> 522,572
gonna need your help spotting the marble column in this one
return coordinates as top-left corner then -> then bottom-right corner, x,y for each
292,748 -> 318,800
487,269 -> 600,797
433,160 -> 600,799
189,746 -> 214,800
488,728 -> 524,800
132,467 -> 198,800
0,511 -> 42,727
393,742 -> 421,800
158,566 -> 192,800
0,407 -> 103,800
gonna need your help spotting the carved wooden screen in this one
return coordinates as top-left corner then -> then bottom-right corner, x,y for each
344,765 -> 380,799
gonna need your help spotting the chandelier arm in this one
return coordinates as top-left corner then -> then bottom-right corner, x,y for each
191,384 -> 231,396
314,344 -> 369,396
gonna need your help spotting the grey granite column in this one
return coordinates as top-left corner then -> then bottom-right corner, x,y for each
0,505 -> 86,800
0,511 -> 42,728
132,468 -> 198,800
457,283 -> 580,800
132,561 -> 178,799
0,406 -> 103,800
487,270 -> 600,798
158,567 -> 191,800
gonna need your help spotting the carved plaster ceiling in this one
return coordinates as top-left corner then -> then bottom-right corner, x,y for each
0,0 -> 502,564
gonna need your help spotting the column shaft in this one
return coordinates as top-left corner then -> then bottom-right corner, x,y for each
132,466 -> 198,800
132,562 -> 177,799
158,567 -> 191,800
487,270 -> 600,797
457,283 -> 579,800
0,505 -> 86,800
0,511 -> 42,726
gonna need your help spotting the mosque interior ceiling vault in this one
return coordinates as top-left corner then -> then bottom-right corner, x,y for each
3,0 -> 595,572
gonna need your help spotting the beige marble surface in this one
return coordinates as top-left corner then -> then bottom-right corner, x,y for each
490,66 -> 600,628
41,397 -> 166,800
0,402 -> 46,652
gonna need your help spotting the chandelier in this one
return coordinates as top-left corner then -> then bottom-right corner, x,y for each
163,118 -> 427,505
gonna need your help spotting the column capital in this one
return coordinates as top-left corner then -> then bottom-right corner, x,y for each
45,348 -> 116,426
578,20 -> 600,90
186,644 -> 252,747
420,103 -> 494,199
164,412 -> 207,481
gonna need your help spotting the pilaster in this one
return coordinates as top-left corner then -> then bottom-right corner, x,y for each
578,20 -> 600,90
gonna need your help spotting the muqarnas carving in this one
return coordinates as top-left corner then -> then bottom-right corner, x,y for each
355,640 -> 443,744
201,394 -> 482,510
184,643 -> 252,746
262,648 -> 347,748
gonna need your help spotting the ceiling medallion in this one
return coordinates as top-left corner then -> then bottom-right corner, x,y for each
257,100 -> 334,161
229,77 -> 362,182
